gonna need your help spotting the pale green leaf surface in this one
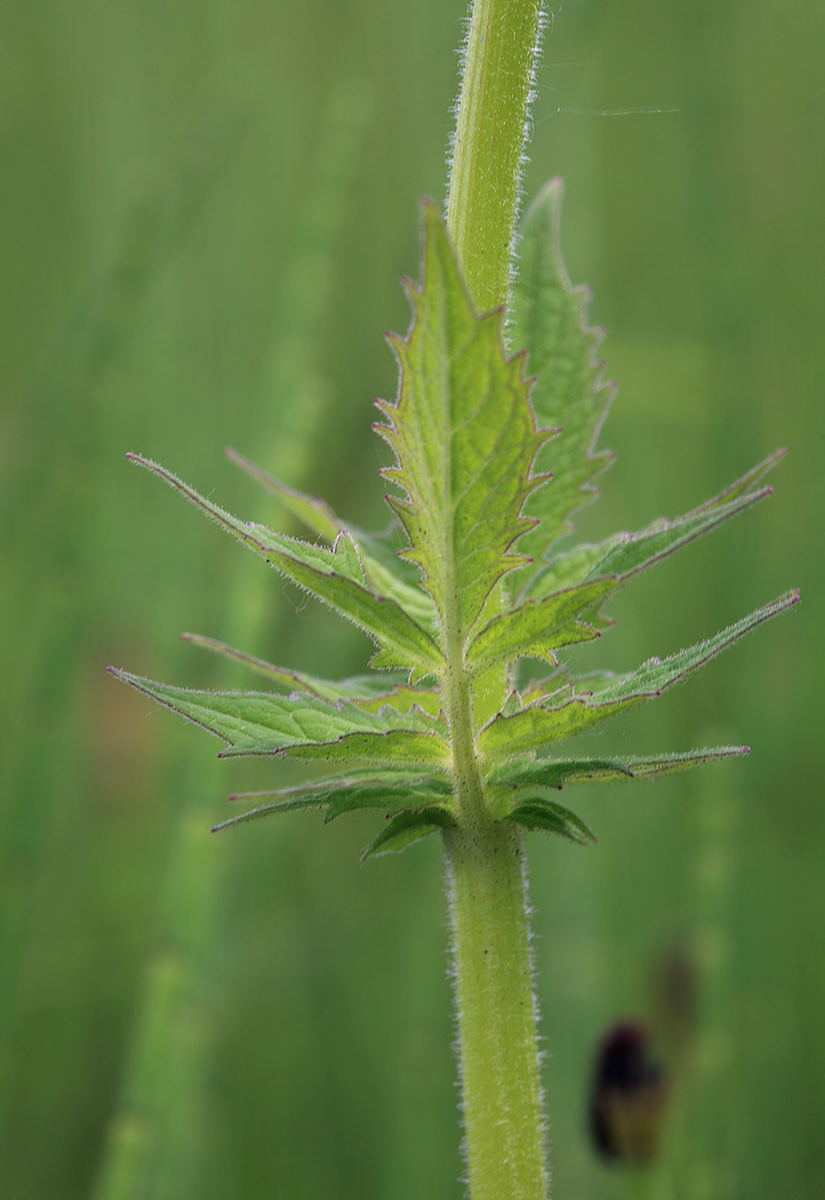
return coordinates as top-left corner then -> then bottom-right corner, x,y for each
128,455 -> 444,672
180,632 -> 408,701
226,446 -> 439,627
588,488 -> 772,582
272,729 -> 451,768
490,745 -> 749,788
374,202 -> 551,642
361,806 -> 455,862
478,591 -> 798,761
466,576 -> 616,671
523,455 -> 780,602
225,445 -> 343,541
358,553 -> 439,629
509,179 -> 614,569
212,772 -> 454,832
686,447 -> 785,515
353,685 -> 444,718
109,668 -> 448,755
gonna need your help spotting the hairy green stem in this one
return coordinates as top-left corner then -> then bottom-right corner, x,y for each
443,1 -> 548,1196
447,0 -> 543,313
445,820 -> 548,1200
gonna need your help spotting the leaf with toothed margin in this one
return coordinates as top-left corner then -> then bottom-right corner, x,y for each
109,669 -> 449,763
361,806 -> 456,862
490,746 -> 750,790
373,201 -> 553,644
226,446 -> 439,629
127,455 -> 444,676
212,770 -> 454,832
508,179 -> 615,579
465,576 -> 616,673
522,451 -> 784,603
505,797 -> 596,845
477,592 -> 799,762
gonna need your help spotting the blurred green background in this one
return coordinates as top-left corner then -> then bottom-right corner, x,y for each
1,1 -> 822,1197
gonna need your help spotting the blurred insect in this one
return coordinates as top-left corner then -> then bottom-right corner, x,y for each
589,1021 -> 669,1164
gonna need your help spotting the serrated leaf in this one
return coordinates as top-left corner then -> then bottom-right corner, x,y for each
505,797 -> 595,845
465,576 -> 616,672
373,201 -> 552,645
109,668 -> 449,761
523,453 -> 781,602
478,591 -> 798,761
181,632 -> 408,701
360,805 -> 455,862
212,771 -> 454,832
509,179 -> 614,569
490,745 -> 749,789
128,454 -> 444,674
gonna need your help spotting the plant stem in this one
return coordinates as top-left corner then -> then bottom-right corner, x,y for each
447,0 -> 543,313
443,2 -> 548,1196
445,820 -> 547,1200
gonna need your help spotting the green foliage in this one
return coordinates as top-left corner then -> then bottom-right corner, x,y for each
116,191 -> 796,859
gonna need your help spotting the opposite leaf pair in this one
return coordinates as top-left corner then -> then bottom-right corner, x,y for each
111,181 -> 798,860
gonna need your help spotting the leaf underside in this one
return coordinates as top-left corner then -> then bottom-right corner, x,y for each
116,192 -> 796,857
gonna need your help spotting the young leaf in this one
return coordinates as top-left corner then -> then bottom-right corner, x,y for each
127,454 -> 444,674
181,632 -> 408,701
505,796 -> 596,845
478,591 -> 799,761
212,770 -> 454,832
523,453 -> 781,602
360,806 -> 456,862
465,576 -> 616,672
109,667 -> 449,755
509,179 -> 614,568
226,445 -> 439,628
374,202 -> 553,646
225,444 -> 344,542
490,745 -> 750,789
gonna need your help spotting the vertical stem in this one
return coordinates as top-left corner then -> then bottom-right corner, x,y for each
445,820 -> 547,1200
447,0 -> 543,313
442,3 -> 548,1197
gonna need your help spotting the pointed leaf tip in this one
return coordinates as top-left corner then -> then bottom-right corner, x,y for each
379,202 -> 552,642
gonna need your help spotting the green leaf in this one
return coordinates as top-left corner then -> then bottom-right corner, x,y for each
212,770 -> 454,832
273,729 -> 451,769
181,632 -> 408,701
360,805 -> 455,862
374,202 -> 552,644
226,446 -> 439,629
465,576 -> 616,672
687,447 -> 785,513
128,454 -> 444,675
477,591 -> 799,761
225,445 -> 343,541
523,452 -> 782,602
109,668 -> 450,759
352,685 -> 444,718
509,179 -> 614,568
505,796 -> 595,845
490,745 -> 750,788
